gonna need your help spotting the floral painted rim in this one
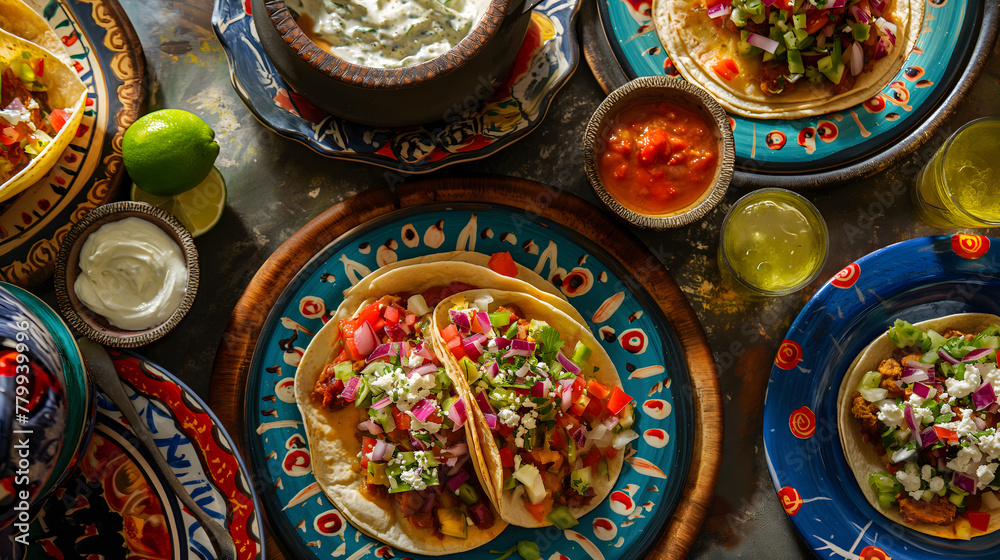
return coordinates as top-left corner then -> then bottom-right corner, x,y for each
242,202 -> 695,560
584,0 -> 999,189
211,0 -> 579,173
763,235 -> 1000,558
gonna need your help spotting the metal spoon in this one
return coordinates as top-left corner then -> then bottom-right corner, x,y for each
78,338 -> 238,560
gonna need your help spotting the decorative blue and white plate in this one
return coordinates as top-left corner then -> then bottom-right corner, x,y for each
243,203 -> 695,559
212,0 -> 579,173
763,234 -> 1000,559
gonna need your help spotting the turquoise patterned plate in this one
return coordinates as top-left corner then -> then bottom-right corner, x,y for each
212,0 -> 579,173
243,203 -> 695,559
583,0 -> 999,188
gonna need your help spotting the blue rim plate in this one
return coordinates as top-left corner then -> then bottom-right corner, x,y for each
763,234 -> 1000,558
211,0 -> 579,173
586,0 -> 999,189
243,203 -> 694,559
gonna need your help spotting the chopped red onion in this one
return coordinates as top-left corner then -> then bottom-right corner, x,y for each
870,0 -> 886,16
560,380 -> 574,412
450,309 -> 472,332
974,415 -> 988,431
444,442 -> 468,457
410,435 -> 427,451
761,0 -> 776,5
448,397 -> 468,428
849,5 -> 870,24
504,339 -> 536,358
573,427 -> 587,447
953,472 -> 977,495
411,398 -> 438,422
919,428 -> 939,448
371,439 -> 388,461
341,376 -> 361,401
366,342 -> 399,363
484,413 -> 498,430
446,470 -> 471,492
707,2 -> 730,18
462,333 -> 487,361
371,395 -> 393,410
828,0 -> 845,8
531,379 -> 552,398
484,360 -> 500,380
447,454 -> 470,476
493,337 -> 512,350
414,342 -> 435,360
476,391 -> 495,416
358,419 -> 383,435
904,404 -> 920,441
962,347 -> 996,362
823,22 -> 835,37
746,32 -> 779,54
5,98 -> 24,112
900,366 -> 930,384
603,414 -> 620,431
938,348 -> 960,365
475,312 -> 492,333
849,42 -> 864,76
385,322 -> 408,342
912,382 -> 933,400
468,503 -> 492,526
354,320 -> 379,357
420,488 -> 436,512
973,383 -> 997,411
557,352 -> 581,374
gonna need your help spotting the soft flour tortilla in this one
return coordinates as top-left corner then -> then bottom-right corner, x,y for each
295,253 -> 592,553
0,0 -> 71,63
652,0 -> 923,119
0,28 -> 87,203
837,313 -> 1000,539
432,289 -> 625,528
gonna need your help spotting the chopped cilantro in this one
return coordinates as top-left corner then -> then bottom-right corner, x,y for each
533,324 -> 564,363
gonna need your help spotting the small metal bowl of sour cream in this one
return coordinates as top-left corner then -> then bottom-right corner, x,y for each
252,0 -> 533,127
55,201 -> 199,348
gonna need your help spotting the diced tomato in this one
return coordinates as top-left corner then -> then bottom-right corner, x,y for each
524,501 -> 547,523
967,511 -> 991,532
571,377 -> 586,401
498,423 -> 514,437
356,302 -> 382,328
340,318 -> 357,339
362,436 -> 377,455
32,57 -> 43,78
440,324 -> 461,344
570,394 -> 591,417
582,449 -> 602,468
383,305 -> 400,324
446,336 -> 467,360
555,413 -> 582,434
934,425 -> 959,442
587,380 -> 610,400
550,428 -> 566,451
712,58 -> 739,81
48,109 -> 70,132
583,396 -> 605,421
2,126 -> 20,146
425,412 -> 444,425
775,0 -> 794,10
332,349 -> 351,365
344,338 -> 363,361
805,11 -> 830,34
488,251 -> 519,277
604,447 -> 618,459
404,314 -> 417,329
605,386 -> 633,415
392,407 -> 411,431
499,447 -> 514,468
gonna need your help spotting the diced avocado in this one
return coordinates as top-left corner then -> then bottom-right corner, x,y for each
869,471 -> 901,494
333,360 -> 354,381
817,55 -> 834,74
503,475 -> 518,491
572,341 -> 592,364
436,366 -> 452,391
570,467 -> 592,494
731,7 -> 747,26
921,490 -> 936,502
460,357 -> 480,384
792,13 -> 806,29
456,483 -> 479,505
513,464 -> 546,504
787,49 -> 805,75
783,30 -> 798,50
545,505 -> 579,530
948,491 -> 967,508
437,508 -> 468,539
858,371 -> 882,391
750,11 -> 766,24
823,63 -> 845,85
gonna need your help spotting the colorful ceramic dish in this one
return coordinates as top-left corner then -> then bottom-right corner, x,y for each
213,0 -> 579,172
0,0 -> 148,287
763,234 -> 1000,558
243,204 -> 694,559
24,350 -> 264,560
583,0 -> 999,188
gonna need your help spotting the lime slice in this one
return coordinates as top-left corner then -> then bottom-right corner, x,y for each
131,167 -> 226,237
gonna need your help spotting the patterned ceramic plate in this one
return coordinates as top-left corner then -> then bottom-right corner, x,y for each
588,0 -> 998,188
763,235 -> 1000,559
212,0 -> 579,173
0,0 -> 146,287
24,350 -> 264,560
244,203 -> 694,559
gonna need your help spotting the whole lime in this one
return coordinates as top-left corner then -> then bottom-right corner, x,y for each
123,109 -> 220,196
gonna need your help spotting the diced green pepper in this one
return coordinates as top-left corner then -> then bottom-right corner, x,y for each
853,23 -> 870,41
792,13 -> 807,29
545,506 -> 579,530
456,483 -> 479,505
489,310 -> 511,328
877,492 -> 897,509
787,49 -> 805,74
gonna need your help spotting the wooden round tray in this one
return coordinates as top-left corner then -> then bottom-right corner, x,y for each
209,176 -> 722,560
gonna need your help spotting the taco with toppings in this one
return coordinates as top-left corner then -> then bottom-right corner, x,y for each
294,252 -> 591,553
652,0 -> 923,119
0,27 -> 86,203
838,313 -> 1000,539
433,289 -> 637,528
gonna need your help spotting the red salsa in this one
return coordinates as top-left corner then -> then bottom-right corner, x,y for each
597,100 -> 718,216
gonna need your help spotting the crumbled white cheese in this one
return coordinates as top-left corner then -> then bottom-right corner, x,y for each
975,362 -> 1000,390
877,400 -> 904,428
407,351 -> 425,369
979,431 -> 1000,461
947,445 -> 983,474
896,464 -> 922,493
908,393 -> 928,408
945,367 -> 982,398
498,407 -> 519,428
977,463 -> 999,490
929,476 -> 945,492
522,414 -> 537,430
921,464 -> 934,482
487,338 -> 499,353
405,373 -> 436,404
939,408 -> 979,439
401,468 -> 427,490
911,405 -> 935,426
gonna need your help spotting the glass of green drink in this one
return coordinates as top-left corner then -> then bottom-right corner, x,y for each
718,188 -> 829,297
912,117 -> 1000,228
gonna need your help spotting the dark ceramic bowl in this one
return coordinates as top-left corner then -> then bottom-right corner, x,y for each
54,202 -> 199,348
583,76 -> 735,229
252,0 -> 533,127
0,282 -> 95,529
